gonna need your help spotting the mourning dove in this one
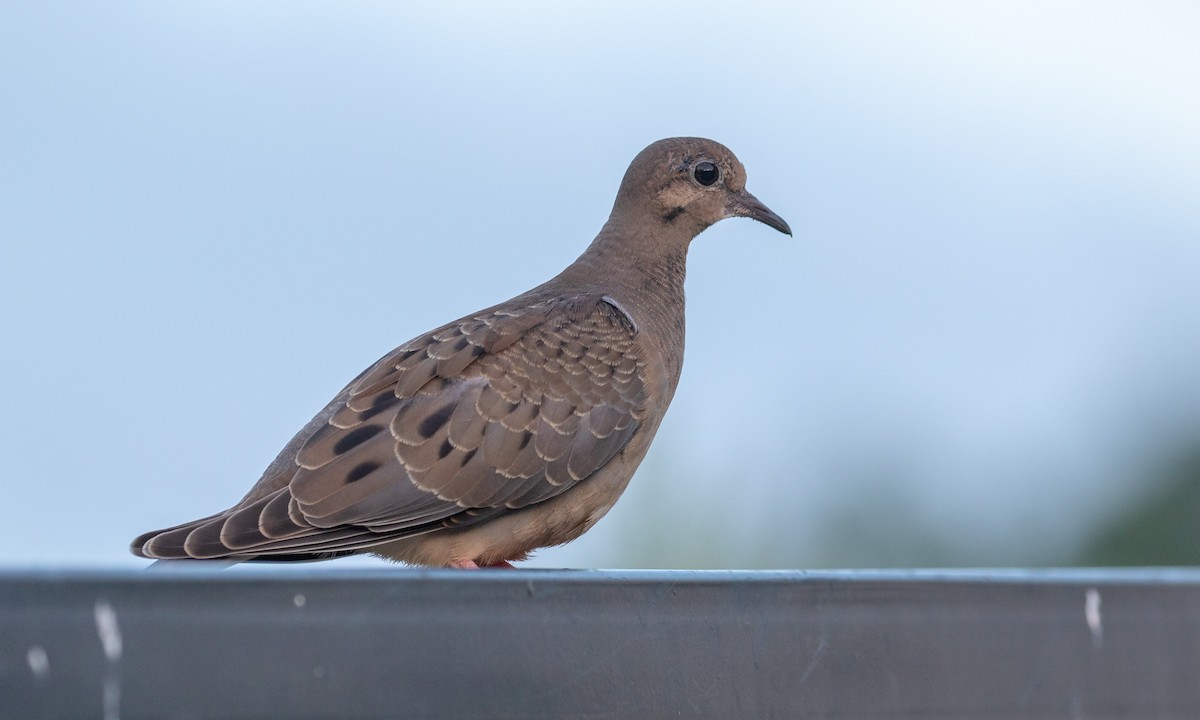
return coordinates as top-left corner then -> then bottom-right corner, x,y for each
132,137 -> 791,568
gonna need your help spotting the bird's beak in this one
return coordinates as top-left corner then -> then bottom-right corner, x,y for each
726,190 -> 792,236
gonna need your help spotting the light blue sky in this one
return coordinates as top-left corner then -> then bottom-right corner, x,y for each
2,2 -> 1198,568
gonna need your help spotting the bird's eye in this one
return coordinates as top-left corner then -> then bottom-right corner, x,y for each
693,161 -> 720,187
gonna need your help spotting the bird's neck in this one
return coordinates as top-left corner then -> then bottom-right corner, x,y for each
559,222 -> 692,398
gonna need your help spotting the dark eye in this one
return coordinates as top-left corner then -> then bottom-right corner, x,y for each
693,161 -> 720,186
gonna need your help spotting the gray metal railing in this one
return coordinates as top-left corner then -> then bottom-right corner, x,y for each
3,567 -> 1199,719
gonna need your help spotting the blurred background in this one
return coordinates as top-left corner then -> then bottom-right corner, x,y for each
2,1 -> 1198,570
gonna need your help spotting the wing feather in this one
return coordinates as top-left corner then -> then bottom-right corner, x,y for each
133,295 -> 649,560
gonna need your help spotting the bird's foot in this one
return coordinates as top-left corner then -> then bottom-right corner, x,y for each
448,559 -> 516,569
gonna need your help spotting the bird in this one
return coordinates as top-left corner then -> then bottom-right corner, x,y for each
131,137 -> 791,568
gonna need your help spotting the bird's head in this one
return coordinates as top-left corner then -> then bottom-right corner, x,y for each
610,137 -> 792,241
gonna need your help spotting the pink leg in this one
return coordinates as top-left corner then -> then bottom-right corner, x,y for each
448,559 -> 516,569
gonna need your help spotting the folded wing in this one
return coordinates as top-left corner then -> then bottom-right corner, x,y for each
133,295 -> 646,559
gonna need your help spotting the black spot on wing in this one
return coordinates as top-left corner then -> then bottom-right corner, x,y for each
333,424 -> 385,455
346,461 -> 381,483
360,391 -> 400,422
419,404 -> 456,439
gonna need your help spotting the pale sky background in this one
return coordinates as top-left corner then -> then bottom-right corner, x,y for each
2,2 -> 1198,569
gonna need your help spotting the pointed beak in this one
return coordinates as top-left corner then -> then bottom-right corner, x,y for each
726,189 -> 792,236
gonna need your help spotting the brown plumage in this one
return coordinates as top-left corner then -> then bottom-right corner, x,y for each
131,137 -> 791,568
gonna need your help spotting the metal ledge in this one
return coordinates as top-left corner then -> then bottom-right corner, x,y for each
3,568 -> 1199,719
